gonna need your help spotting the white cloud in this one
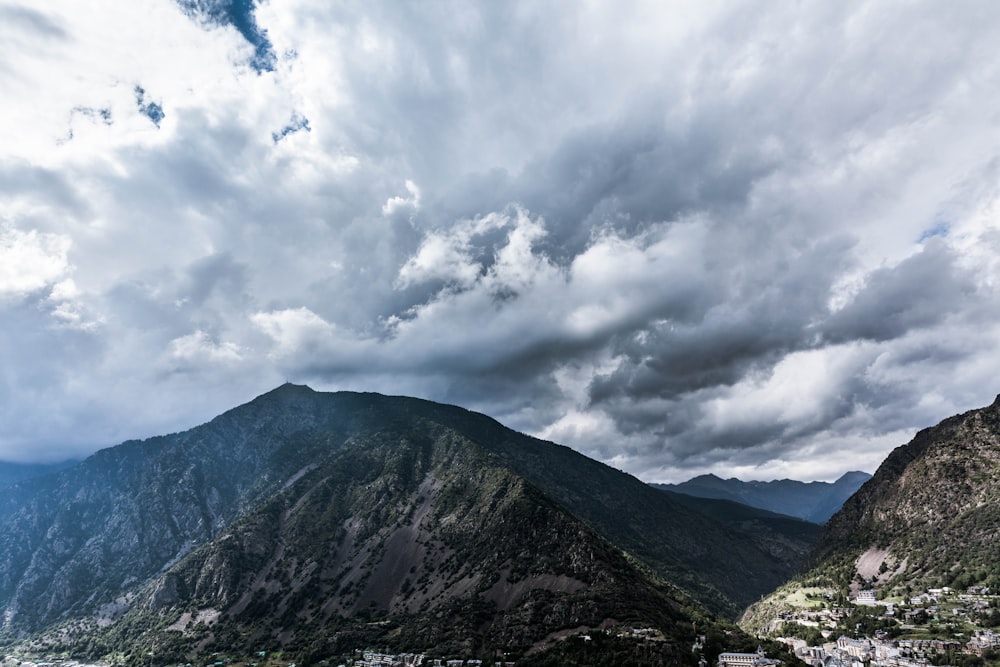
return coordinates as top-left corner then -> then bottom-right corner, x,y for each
252,307 -> 338,357
168,330 -> 243,364
0,226 -> 71,298
382,179 -> 421,215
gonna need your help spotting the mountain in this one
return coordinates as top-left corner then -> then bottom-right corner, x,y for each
0,384 -> 802,665
741,395 -> 1000,633
663,493 -> 822,569
654,470 -> 872,524
96,416 -> 703,664
813,395 -> 1000,593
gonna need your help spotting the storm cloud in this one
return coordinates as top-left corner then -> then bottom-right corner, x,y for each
2,0 -> 1000,482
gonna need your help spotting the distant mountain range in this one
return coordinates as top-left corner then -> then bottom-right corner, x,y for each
741,395 -> 1000,634
0,384 -> 804,666
653,470 -> 872,523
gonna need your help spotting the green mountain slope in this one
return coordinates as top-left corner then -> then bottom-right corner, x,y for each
0,384 -> 807,664
78,423 -> 723,664
663,492 -> 822,569
741,395 -> 1000,633
813,395 -> 1000,593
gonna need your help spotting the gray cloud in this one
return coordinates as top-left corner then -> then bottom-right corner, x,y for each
821,242 -> 976,343
2,1 -> 1000,483
0,5 -> 68,40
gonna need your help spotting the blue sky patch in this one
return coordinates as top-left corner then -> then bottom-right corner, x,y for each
63,106 -> 113,141
72,106 -> 113,125
175,0 -> 276,73
918,221 -> 950,242
134,86 -> 165,127
272,112 -> 311,143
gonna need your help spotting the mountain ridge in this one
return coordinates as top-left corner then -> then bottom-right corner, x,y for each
654,470 -> 872,523
0,384 -> 803,665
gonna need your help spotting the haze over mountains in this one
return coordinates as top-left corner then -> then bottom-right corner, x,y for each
0,460 -> 78,490
655,471 -> 872,524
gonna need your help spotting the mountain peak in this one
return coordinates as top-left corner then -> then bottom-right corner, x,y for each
247,382 -> 317,405
0,386 -> 790,664
835,470 -> 870,484
270,381 -> 315,394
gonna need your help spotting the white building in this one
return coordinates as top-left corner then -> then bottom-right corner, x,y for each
854,590 -> 877,606
717,646 -> 781,667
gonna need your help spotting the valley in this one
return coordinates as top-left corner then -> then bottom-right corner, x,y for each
6,2 -> 999,665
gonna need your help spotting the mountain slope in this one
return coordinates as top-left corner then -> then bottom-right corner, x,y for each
0,385 -> 806,663
404,399 -> 805,616
0,384 -> 362,631
654,471 -> 871,524
81,423 -> 720,664
663,492 -> 822,569
741,395 -> 1000,632
813,395 -> 1000,593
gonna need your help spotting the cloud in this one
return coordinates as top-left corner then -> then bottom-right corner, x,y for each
382,179 -> 421,217
0,226 -> 72,298
252,307 -> 338,357
821,241 -> 976,343
0,5 -> 68,41
168,330 -> 243,365
2,0 -> 1000,484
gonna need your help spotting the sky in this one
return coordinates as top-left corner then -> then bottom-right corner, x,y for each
3,0 -> 1000,482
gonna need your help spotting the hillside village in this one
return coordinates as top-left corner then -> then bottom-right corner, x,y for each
346,651 -> 515,667
758,585 -> 1000,666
